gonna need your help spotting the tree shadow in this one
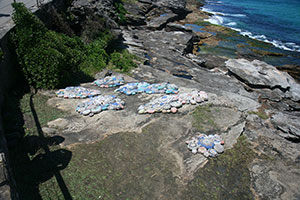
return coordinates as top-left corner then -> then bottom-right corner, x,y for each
3,88 -> 73,199
59,70 -> 95,88
0,13 -> 10,17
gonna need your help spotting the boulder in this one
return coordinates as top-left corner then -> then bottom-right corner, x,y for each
166,23 -> 193,32
185,53 -> 205,66
225,59 -> 300,101
47,118 -> 69,130
42,127 -> 57,135
271,112 -> 300,140
153,0 -> 188,15
147,13 -> 177,30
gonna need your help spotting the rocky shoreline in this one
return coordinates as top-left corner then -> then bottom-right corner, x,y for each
5,0 -> 300,199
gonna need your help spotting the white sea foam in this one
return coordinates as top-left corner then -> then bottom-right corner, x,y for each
224,13 -> 246,17
201,7 -> 217,14
237,30 -> 300,52
201,6 -> 300,53
240,31 -> 252,37
204,15 -> 224,25
231,28 -> 242,32
201,8 -> 225,16
226,22 -> 237,26
265,40 -> 300,52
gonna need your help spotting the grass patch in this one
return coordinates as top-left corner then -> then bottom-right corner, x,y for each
194,20 -> 214,27
3,91 -> 70,199
183,135 -> 256,200
38,129 -> 179,199
121,0 -> 137,3
3,92 -> 67,137
114,1 -> 127,25
21,93 -> 67,135
248,110 -> 269,120
109,49 -> 138,72
192,104 -> 218,131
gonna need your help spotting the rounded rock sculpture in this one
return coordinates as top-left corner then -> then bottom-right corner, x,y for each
137,90 -> 208,114
76,95 -> 125,116
186,133 -> 225,158
56,86 -> 101,99
214,143 -> 224,153
115,82 -> 179,95
93,75 -> 125,88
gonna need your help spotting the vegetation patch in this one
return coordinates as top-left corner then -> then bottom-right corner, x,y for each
183,135 -> 256,200
38,129 -> 179,199
114,1 -> 127,25
11,3 -> 137,89
192,104 -> 218,132
11,3 -> 85,89
248,106 -> 269,120
109,50 -> 137,72
3,91 -> 67,138
3,91 -> 69,199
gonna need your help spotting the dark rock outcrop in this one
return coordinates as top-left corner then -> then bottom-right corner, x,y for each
68,0 -> 120,41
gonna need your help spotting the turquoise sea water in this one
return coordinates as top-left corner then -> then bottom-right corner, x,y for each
202,0 -> 300,52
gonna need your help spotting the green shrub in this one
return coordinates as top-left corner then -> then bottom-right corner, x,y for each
80,39 -> 109,76
11,3 -> 85,89
11,2 -> 137,84
110,50 -> 136,72
114,2 -> 127,25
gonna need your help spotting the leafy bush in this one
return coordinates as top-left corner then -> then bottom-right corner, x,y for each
110,50 -> 137,72
114,2 -> 127,25
11,3 -> 85,89
80,39 -> 109,76
11,3 -> 137,86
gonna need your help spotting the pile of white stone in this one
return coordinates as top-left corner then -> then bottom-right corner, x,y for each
186,133 -> 224,157
93,75 -> 125,88
75,95 -> 125,117
137,90 -> 208,114
55,86 -> 101,99
55,80 -> 209,117
115,82 -> 179,95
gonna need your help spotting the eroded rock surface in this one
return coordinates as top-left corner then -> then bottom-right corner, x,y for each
271,112 -> 300,140
225,59 -> 300,101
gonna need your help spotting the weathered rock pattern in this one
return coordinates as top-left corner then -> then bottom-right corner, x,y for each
146,13 -> 177,30
225,59 -> 300,110
226,59 -> 294,90
271,112 -> 300,140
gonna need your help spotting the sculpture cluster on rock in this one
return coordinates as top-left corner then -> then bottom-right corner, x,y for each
56,86 -> 101,99
115,82 -> 179,95
93,75 -> 125,88
55,76 -> 209,117
186,133 -> 225,157
76,95 -> 125,117
137,90 -> 208,114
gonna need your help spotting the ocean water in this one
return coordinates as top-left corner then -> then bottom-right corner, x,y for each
202,0 -> 300,52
